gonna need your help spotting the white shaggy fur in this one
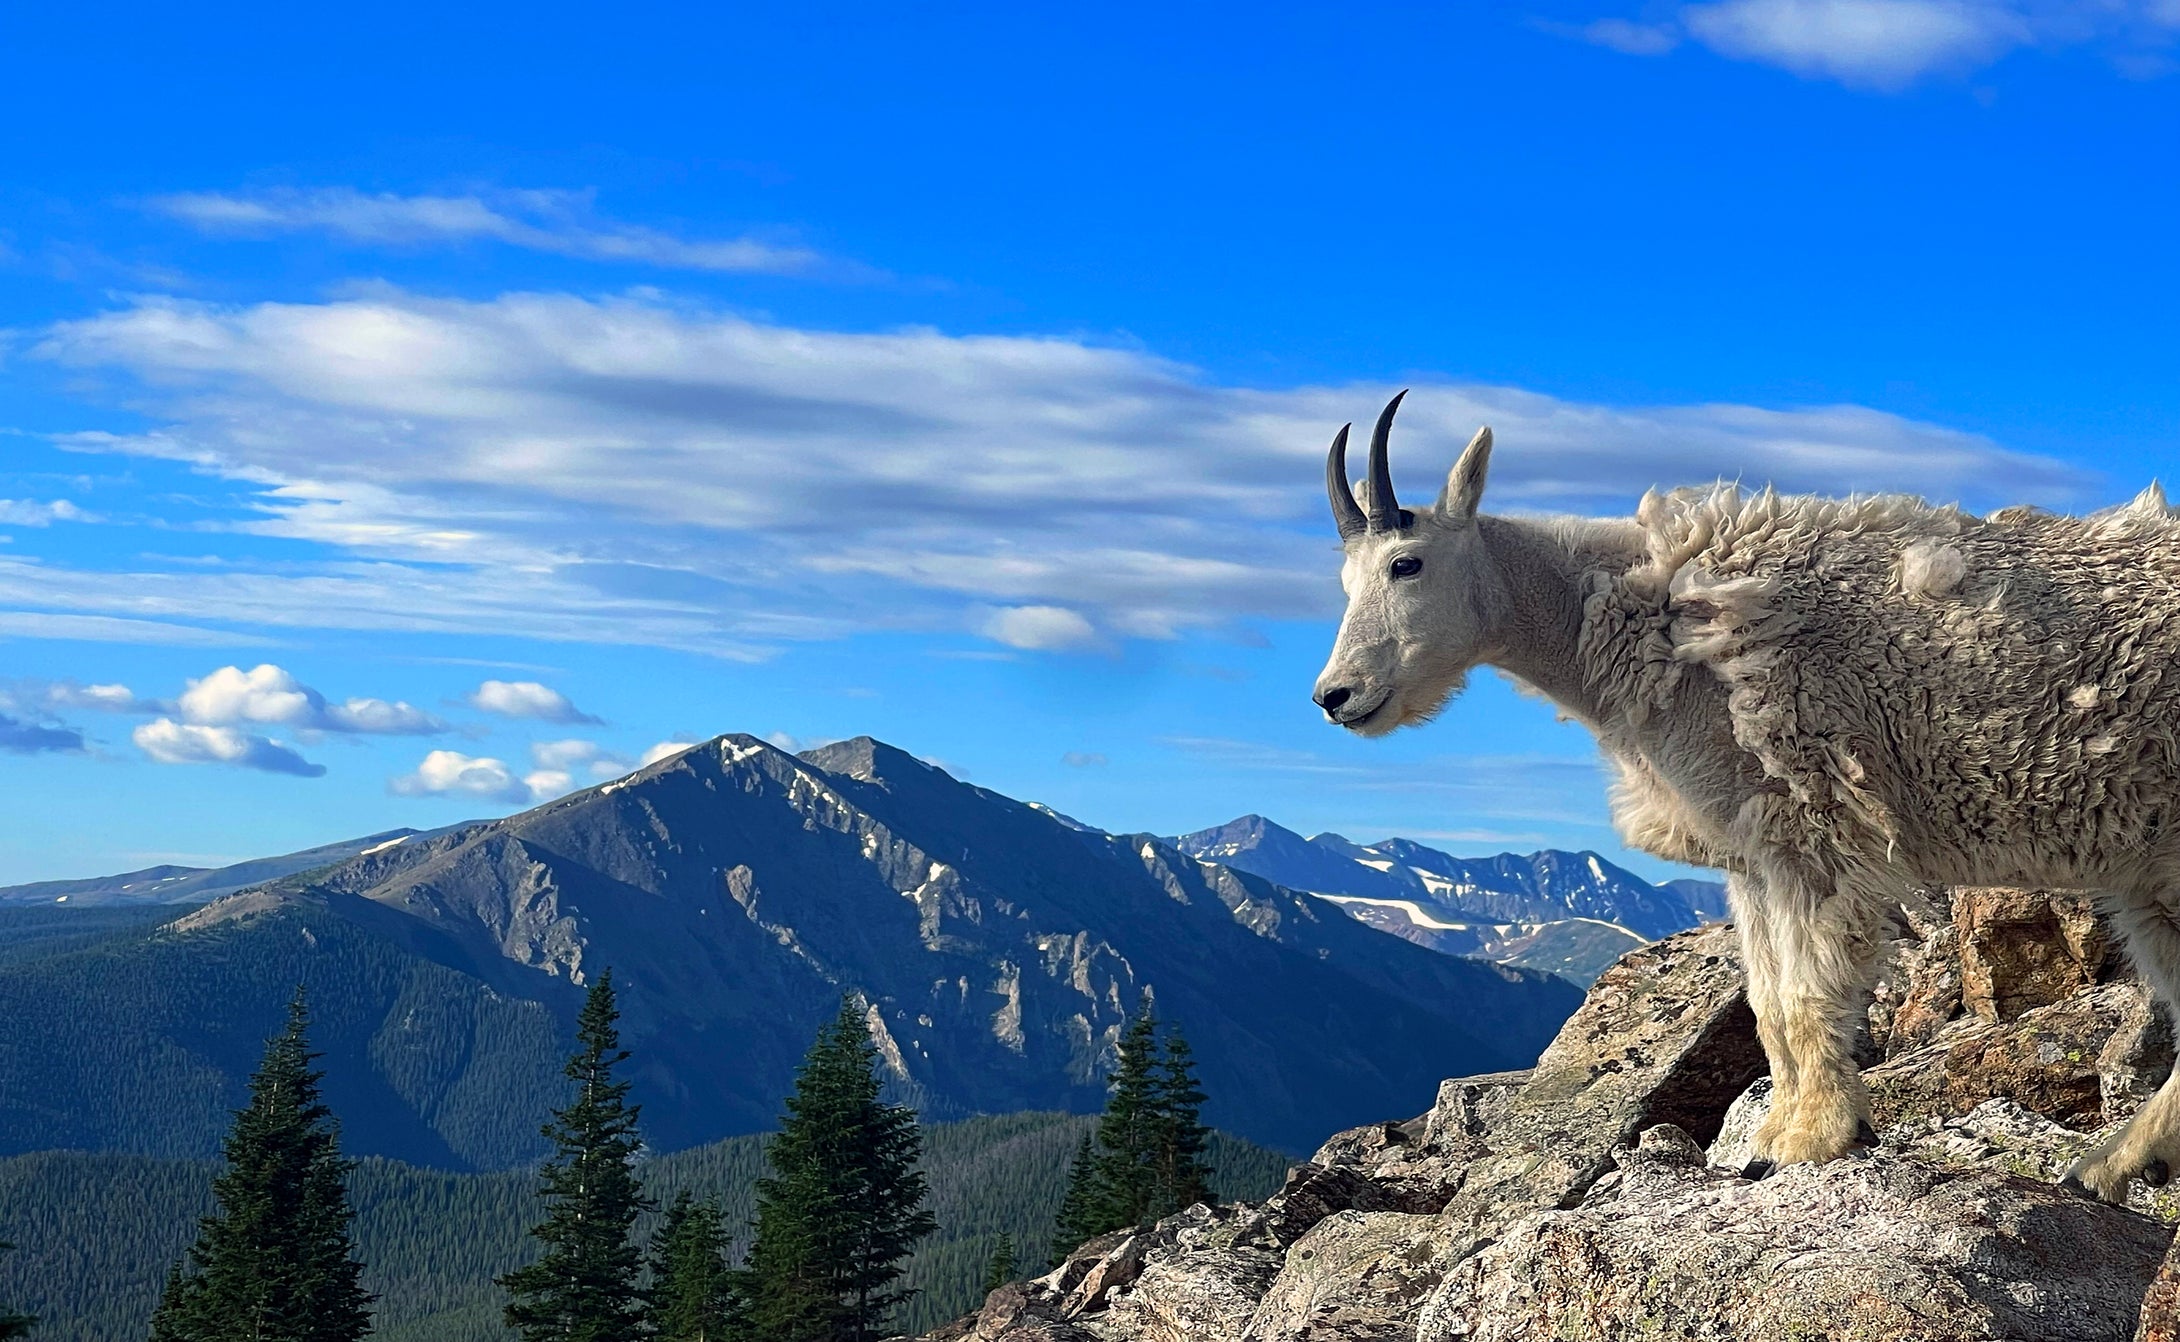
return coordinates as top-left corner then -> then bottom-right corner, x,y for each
1315,432 -> 2180,1199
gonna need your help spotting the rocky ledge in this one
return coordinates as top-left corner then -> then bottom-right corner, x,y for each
923,890 -> 2180,1342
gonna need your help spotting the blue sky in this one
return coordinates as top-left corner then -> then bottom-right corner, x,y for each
1,1 -> 2175,884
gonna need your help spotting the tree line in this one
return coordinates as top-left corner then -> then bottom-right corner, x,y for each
0,978 -> 1225,1340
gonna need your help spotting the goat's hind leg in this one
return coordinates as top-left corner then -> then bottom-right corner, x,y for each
2064,888 -> 2180,1202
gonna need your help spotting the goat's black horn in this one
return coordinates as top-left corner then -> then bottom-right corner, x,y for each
1366,389 -> 1409,531
1325,423 -> 1366,541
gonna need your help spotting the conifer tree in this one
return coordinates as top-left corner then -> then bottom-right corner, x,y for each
649,1191 -> 733,1342
1149,1023 -> 1213,1216
0,1241 -> 31,1340
1088,1007 -> 1164,1232
732,998 -> 937,1342
146,988 -> 373,1342
1048,1133 -> 1102,1260
981,1233 -> 1017,1293
1050,999 -> 1221,1257
499,969 -> 653,1342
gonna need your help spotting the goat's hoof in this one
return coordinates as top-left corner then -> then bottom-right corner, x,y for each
1854,1119 -> 1879,1149
2058,1173 -> 2098,1201
2145,1159 -> 2170,1188
1741,1158 -> 1776,1181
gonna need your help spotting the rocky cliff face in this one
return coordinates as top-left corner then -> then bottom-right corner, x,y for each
936,888 -> 2180,1342
173,734 -> 1578,1155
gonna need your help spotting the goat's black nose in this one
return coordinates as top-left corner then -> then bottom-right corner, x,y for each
1315,686 -> 1352,712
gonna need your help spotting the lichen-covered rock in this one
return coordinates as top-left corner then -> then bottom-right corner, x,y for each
1243,1211 -> 1447,1342
1418,1143 -> 2169,1342
1055,1231 -> 1157,1317
928,892 -> 2180,1342
1244,1163 -> 1401,1247
1867,890 -> 1960,1058
962,1283 -> 1103,1341
1955,886 -> 2117,1022
1437,923 -> 1763,1233
2137,1230 -> 2180,1342
1704,1075 -> 1774,1172
1306,1071 -> 1533,1216
1867,981 -> 2152,1130
1100,1246 -> 1281,1342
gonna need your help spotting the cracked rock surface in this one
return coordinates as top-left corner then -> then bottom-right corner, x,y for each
925,891 -> 2180,1342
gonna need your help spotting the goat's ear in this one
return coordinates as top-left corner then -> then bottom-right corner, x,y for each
1439,426 -> 1492,524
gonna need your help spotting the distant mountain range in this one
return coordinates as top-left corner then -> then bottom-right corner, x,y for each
0,734 -> 1580,1165
0,830 -> 427,906
1171,815 -> 1726,983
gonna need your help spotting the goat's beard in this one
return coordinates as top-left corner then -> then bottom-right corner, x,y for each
1349,667 -> 1469,738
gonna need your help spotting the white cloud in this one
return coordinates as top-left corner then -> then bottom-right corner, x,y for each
149,187 -> 833,276
389,749 -> 534,804
0,499 -> 90,527
982,605 -> 1099,651
133,718 -> 324,776
468,679 -> 600,724
530,737 -> 636,779
1062,751 -> 1108,768
1575,0 -> 2180,88
176,663 -> 445,735
29,290 -> 2091,656
55,681 -> 142,712
640,739 -> 702,767
1682,0 -> 2029,88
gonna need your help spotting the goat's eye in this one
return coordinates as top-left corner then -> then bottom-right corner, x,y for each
1390,555 -> 1423,579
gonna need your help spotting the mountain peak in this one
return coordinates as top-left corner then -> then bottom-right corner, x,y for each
795,735 -> 951,785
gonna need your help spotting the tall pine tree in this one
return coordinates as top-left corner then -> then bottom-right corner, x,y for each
146,988 -> 373,1342
1049,999 -> 1220,1257
499,969 -> 653,1342
649,1191 -> 733,1342
1088,1007 -> 1164,1233
0,1241 -> 31,1340
981,1234 -> 1017,1293
1048,1134 -> 1102,1261
1149,1022 -> 1213,1216
732,998 -> 937,1342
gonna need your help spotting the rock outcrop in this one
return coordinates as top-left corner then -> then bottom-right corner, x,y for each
931,888 -> 2180,1342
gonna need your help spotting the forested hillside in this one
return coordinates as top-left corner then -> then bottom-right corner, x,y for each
0,1112 -> 1288,1341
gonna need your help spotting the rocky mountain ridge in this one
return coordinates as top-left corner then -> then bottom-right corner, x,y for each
933,887 -> 2180,1342
0,829 -> 424,906
0,734 -> 1578,1162
1172,814 -> 1727,983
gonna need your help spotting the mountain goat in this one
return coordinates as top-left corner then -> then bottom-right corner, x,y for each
1313,391 -> 2180,1201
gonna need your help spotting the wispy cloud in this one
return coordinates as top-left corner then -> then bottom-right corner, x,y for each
0,609 -> 276,647
148,187 -> 839,277
0,498 -> 92,527
0,711 -> 84,754
25,290 -> 2091,658
1564,1 -> 2180,89
1157,735 -> 1617,829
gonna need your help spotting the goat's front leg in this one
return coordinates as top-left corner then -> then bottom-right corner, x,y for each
1738,869 -> 1885,1171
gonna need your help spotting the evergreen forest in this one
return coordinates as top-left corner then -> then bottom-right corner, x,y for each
0,988 -> 1288,1341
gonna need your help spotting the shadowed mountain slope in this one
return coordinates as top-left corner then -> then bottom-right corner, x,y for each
0,735 -> 1579,1163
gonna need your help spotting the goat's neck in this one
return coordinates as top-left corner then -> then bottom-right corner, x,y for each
1474,513 -> 1646,727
